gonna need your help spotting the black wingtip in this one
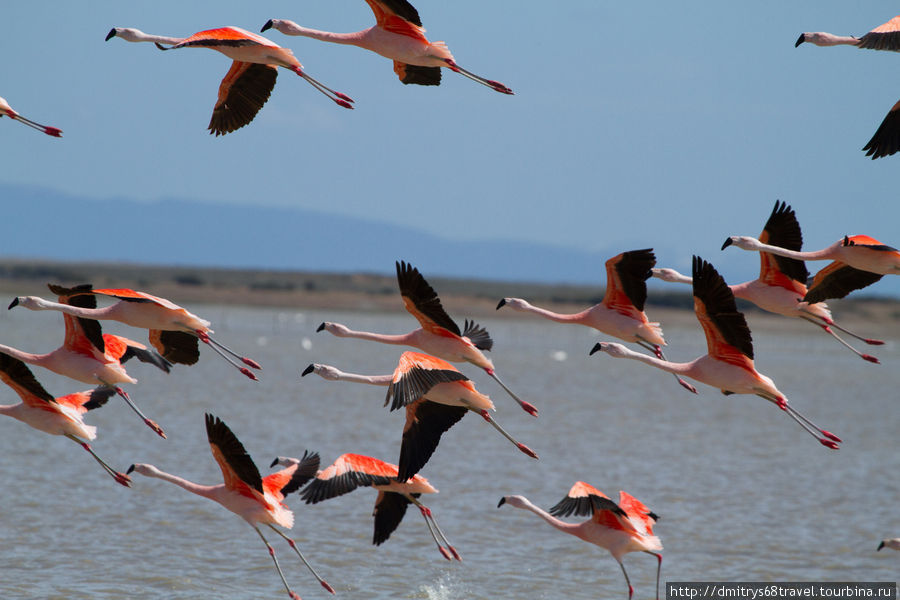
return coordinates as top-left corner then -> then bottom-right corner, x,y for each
721,238 -> 733,250
301,364 -> 314,377
261,19 -> 274,33
496,298 -> 506,310
589,343 -> 602,355
7,298 -> 19,310
795,33 -> 805,47
497,497 -> 507,508
105,28 -> 117,41
316,322 -> 325,332
126,464 -> 136,474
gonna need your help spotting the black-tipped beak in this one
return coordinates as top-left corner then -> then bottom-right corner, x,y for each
261,19 -> 274,33
270,457 -> 279,468
105,28 -> 117,41
497,497 -> 507,508
496,299 -> 507,310
721,238 -> 734,250
7,298 -> 19,310
589,343 -> 602,355
316,322 -> 326,332
795,33 -> 805,47
877,541 -> 885,551
301,364 -> 315,377
126,464 -> 136,474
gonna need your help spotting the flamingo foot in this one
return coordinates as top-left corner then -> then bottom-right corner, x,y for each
290,592 -> 301,600
334,92 -> 354,103
520,400 -> 539,417
448,546 -> 462,561
242,357 -> 262,370
517,443 -> 539,460
819,439 -> 840,450
145,419 -> 167,439
44,127 -> 63,137
776,398 -> 788,411
320,581 -> 335,595
628,584 -> 634,599
678,378 -> 697,394
240,367 -> 260,381
438,546 -> 453,561
419,506 -> 433,518
487,80 -> 514,94
862,354 -> 880,364
821,430 -> 842,443
864,338 -> 885,346
334,98 -> 353,109
114,472 -> 132,487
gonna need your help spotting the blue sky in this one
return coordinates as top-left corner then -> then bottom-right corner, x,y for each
3,1 -> 899,295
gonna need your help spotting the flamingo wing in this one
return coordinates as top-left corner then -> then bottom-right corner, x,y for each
263,450 -> 320,502
617,490 -> 659,535
373,490 -> 413,545
863,99 -> 900,159
301,453 -> 396,504
758,201 -> 808,286
804,261 -> 884,303
843,234 -> 897,251
397,400 -> 466,482
63,387 -> 116,413
602,248 -> 655,314
396,260 -> 461,336
363,0 -> 428,42
393,62 -> 442,85
386,352 -> 469,411
149,330 -> 200,365
549,481 -> 638,534
692,256 -> 755,364
167,27 -> 275,50
209,61 -> 278,136
87,287 -> 184,311
54,284 -> 106,356
205,413 -> 264,494
0,353 -> 56,408
857,15 -> 900,50
109,334 -> 172,373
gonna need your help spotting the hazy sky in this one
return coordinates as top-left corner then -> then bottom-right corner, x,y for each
3,1 -> 899,294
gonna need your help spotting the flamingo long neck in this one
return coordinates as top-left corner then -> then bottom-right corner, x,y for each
615,347 -> 693,377
125,30 -> 183,45
332,370 -> 392,386
277,23 -> 369,47
514,497 -> 581,535
339,328 -> 417,346
808,33 -> 860,46
751,240 -> 838,262
512,301 -> 590,325
20,298 -> 117,320
142,467 -> 220,501
0,345 -> 47,367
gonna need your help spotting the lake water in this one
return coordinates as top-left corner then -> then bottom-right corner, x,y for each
1,303 -> 897,599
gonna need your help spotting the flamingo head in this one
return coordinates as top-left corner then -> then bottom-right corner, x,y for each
495,298 -> 529,311
721,236 -> 761,251
126,463 -> 161,477
260,19 -> 282,33
7,296 -> 50,310
650,268 -> 691,284
270,456 -> 300,468
302,363 -> 343,381
105,27 -> 146,42
590,342 -> 630,357
316,322 -> 350,337
497,495 -> 529,509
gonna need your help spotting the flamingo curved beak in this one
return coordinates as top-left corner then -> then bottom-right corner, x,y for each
301,364 -> 315,377
270,457 -> 280,468
497,497 -> 507,508
126,464 -> 136,474
105,28 -> 117,42
316,322 -> 326,332
7,297 -> 19,310
720,238 -> 734,250
794,33 -> 806,47
496,299 -> 507,310
589,343 -> 603,355
261,19 -> 274,33
877,541 -> 886,551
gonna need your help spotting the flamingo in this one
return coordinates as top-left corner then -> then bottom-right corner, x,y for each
591,257 -> 841,450
0,96 -> 62,137
317,260 -> 537,416
10,284 -> 261,380
655,202 -> 883,363
276,452 -> 460,560
496,248 -> 697,393
1,285 -> 168,438
722,230 -> 900,302
127,414 -> 332,600
260,0 -> 512,94
302,351 -> 537,481
105,26 -> 353,136
795,15 -> 900,158
877,538 -> 900,551
498,481 -> 662,600
0,354 -> 130,487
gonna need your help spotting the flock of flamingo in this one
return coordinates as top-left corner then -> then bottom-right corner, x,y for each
3,2 -> 900,598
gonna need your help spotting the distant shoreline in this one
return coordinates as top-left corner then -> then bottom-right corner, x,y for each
2,257 -> 898,334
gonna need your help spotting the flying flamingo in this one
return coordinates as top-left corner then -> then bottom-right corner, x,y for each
877,538 -> 900,551
10,283 -> 261,380
0,354 -> 130,487
105,26 -> 353,136
0,96 -> 62,137
276,452 -> 461,560
654,202 -> 883,363
1,286 -> 168,437
497,248 -> 696,393
498,481 -> 662,600
722,228 -> 900,302
260,0 -> 512,94
302,351 -> 537,481
795,15 -> 900,158
317,260 -> 537,416
591,257 -> 841,450
127,414 -> 332,600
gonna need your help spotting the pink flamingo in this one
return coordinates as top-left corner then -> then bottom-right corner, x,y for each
0,96 -> 62,137
497,248 -> 697,393
10,284 -> 261,380
498,481 -> 662,600
127,414 -> 332,600
591,257 -> 841,450
302,351 -> 537,481
276,452 -> 461,560
317,260 -> 537,416
0,353 -> 130,487
654,202 -> 883,362
260,0 -> 512,94
1,287 -> 168,437
105,26 -> 352,136
723,227 -> 900,301
796,15 -> 900,158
